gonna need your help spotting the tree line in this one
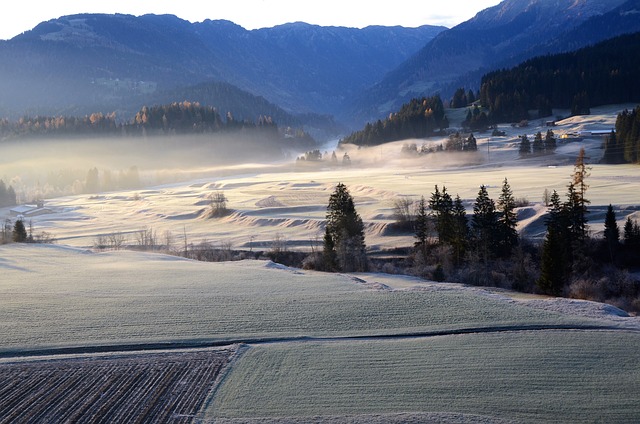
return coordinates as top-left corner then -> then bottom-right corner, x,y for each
602,106 -> 640,164
0,101 -> 315,147
479,31 -> 640,123
518,130 -> 557,157
0,180 -> 17,208
306,149 -> 639,312
339,96 -> 448,147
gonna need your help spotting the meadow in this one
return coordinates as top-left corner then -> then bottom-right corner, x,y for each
207,331 -> 640,423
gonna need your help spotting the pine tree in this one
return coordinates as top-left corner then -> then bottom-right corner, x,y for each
466,133 -> 477,151
537,225 -> 566,296
13,219 -> 27,243
532,132 -> 544,155
413,196 -> 429,257
496,178 -> 518,257
324,183 -> 367,272
544,129 -> 557,153
603,130 -> 624,164
429,185 -> 454,245
322,227 -> 338,271
519,134 -> 531,157
451,195 -> 469,265
472,185 -> 497,261
603,204 -> 619,262
623,217 -> 640,251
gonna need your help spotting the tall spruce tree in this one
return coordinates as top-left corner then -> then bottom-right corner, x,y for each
429,185 -> 454,245
414,196 -> 429,257
496,178 -> 518,257
13,219 -> 27,243
623,217 -> 640,251
537,225 -> 566,296
603,130 -> 624,164
451,194 -> 469,265
472,185 -> 498,261
544,129 -> 557,153
603,204 -> 619,262
324,183 -> 367,272
532,132 -> 544,155
519,134 -> 531,157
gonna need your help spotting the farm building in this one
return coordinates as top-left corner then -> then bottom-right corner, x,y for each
9,204 -> 52,218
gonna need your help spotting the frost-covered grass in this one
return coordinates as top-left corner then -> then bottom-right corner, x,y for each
207,331 -> 640,423
0,244 -> 613,354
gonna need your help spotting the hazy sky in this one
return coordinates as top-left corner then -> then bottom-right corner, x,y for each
0,0 -> 503,40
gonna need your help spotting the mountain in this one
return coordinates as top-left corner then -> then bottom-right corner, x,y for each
479,31 -> 640,122
349,0 -> 640,123
0,14 -> 444,129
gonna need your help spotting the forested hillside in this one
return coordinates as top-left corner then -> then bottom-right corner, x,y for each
0,101 -> 315,148
339,96 -> 448,147
603,107 -> 640,164
479,32 -> 640,122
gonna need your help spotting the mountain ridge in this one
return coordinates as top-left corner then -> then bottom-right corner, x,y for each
348,0 -> 639,123
0,13 -> 444,128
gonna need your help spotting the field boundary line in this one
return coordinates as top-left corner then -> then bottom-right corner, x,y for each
1,324 -> 637,360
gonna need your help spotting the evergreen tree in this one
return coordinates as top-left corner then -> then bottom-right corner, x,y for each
322,227 -> 338,271
603,204 -> 619,262
466,133 -> 477,151
571,91 -> 590,116
324,183 -> 367,272
602,130 -> 624,164
519,134 -> 531,157
623,217 -> 640,251
496,178 -> 519,257
472,185 -> 498,261
537,225 -> 566,296
532,132 -> 544,155
13,219 -> 27,243
544,129 -> 557,153
451,195 -> 469,265
429,185 -> 454,245
467,89 -> 476,105
413,196 -> 429,257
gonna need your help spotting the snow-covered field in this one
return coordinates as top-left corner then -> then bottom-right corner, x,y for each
5,244 -> 636,355
4,104 -> 638,251
1,244 -> 639,421
1,104 -> 640,422
207,331 -> 640,423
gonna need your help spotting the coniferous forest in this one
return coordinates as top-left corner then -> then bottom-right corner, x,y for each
0,101 -> 315,147
339,96 -> 448,147
479,32 -> 640,123
602,106 -> 640,164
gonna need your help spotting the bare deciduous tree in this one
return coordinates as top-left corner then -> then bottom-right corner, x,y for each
209,191 -> 229,217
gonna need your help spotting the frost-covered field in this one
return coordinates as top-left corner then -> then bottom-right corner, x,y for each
2,244 -> 629,355
7,104 -> 640,251
206,331 -> 640,423
2,244 -> 640,422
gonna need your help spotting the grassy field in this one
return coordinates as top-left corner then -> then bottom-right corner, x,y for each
206,331 -> 640,423
0,245 -> 615,355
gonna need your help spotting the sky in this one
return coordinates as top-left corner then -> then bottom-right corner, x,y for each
0,0 -> 503,40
